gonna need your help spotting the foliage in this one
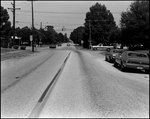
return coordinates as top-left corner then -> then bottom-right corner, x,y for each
16,26 -> 31,44
120,0 -> 149,49
57,33 -> 64,43
108,26 -> 122,44
63,33 -> 69,43
15,26 -> 59,45
83,2 -> 116,48
70,26 -> 84,45
1,6 -> 11,47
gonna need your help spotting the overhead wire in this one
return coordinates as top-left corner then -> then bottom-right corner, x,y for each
17,10 -> 122,15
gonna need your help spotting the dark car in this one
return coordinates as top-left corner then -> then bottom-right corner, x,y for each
49,44 -> 56,48
105,49 -> 126,63
67,43 -> 70,46
114,51 -> 149,72
57,43 -> 62,46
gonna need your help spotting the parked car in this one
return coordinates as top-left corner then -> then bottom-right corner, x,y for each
105,49 -> 126,63
57,43 -> 62,46
67,43 -> 70,46
49,44 -> 56,48
114,51 -> 149,72
13,45 -> 19,49
20,45 -> 26,50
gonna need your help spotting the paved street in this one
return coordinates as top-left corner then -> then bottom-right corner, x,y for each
1,43 -> 149,118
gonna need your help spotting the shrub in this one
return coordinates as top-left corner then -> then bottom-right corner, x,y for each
13,45 -> 19,49
2,41 -> 8,48
20,45 -> 26,50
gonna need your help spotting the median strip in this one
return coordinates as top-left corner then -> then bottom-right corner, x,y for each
28,52 -> 71,118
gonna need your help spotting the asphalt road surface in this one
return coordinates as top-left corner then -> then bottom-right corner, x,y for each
1,43 -> 149,118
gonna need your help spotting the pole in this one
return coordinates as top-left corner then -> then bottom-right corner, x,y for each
89,20 -> 91,49
40,22 -> 42,29
8,1 -> 20,47
31,1 -> 34,52
13,0 -> 15,46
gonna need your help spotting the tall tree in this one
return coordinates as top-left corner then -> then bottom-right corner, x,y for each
1,6 -> 11,47
70,26 -> 84,45
57,33 -> 64,43
83,2 -> 116,48
120,0 -> 149,48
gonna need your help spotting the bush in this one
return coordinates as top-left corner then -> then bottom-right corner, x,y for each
20,45 -> 26,50
13,45 -> 19,49
2,41 -> 8,48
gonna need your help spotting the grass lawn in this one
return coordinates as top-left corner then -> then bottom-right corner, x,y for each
1,48 -> 21,53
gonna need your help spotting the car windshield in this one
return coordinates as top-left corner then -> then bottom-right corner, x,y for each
128,53 -> 147,58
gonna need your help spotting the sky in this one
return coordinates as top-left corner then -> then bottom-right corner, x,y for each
1,1 -> 133,37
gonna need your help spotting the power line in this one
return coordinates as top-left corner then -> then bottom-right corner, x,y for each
16,21 -> 84,26
17,10 -> 121,14
16,14 -> 85,19
17,10 -> 86,14
16,2 -> 28,6
16,9 -> 31,16
18,2 -> 30,9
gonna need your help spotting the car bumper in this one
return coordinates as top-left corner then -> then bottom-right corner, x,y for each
125,63 -> 149,70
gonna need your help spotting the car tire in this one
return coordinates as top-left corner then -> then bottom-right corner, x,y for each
105,56 -> 108,61
108,56 -> 110,62
110,57 -> 113,63
114,61 -> 118,67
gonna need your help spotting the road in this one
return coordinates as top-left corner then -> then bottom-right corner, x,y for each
1,43 -> 149,118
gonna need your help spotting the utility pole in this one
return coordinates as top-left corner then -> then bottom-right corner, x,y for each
40,22 -> 42,29
88,20 -> 91,49
31,0 -> 34,52
8,0 -> 20,46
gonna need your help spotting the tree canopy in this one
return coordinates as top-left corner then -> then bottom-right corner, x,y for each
70,26 -> 84,45
120,0 -> 149,48
1,6 -> 11,47
82,2 -> 116,48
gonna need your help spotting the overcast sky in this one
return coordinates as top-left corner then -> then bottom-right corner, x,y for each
1,1 -> 133,37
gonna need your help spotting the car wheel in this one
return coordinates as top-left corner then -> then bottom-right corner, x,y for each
108,56 -> 110,62
105,56 -> 108,61
114,61 -> 118,67
109,57 -> 113,63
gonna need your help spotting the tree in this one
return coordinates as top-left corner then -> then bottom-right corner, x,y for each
83,2 -> 116,48
70,26 -> 84,45
64,33 -> 69,42
57,33 -> 64,43
108,26 -> 122,44
120,0 -> 149,49
1,6 -> 11,47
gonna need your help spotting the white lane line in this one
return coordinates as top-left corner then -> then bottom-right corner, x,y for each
28,52 -> 71,118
